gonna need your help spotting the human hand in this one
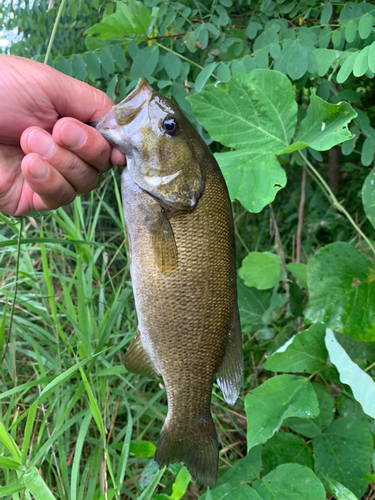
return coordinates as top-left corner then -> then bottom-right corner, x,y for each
0,55 -> 125,217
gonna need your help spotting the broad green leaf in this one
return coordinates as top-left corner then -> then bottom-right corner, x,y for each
106,74 -> 118,100
253,464 -> 326,500
286,263 -> 307,288
169,467 -> 191,500
85,1 -> 151,39
214,150 -> 286,212
325,329 -> 375,418
282,92 -> 357,153
164,52 -> 182,80
320,3 -> 333,25
274,40 -> 298,75
345,20 -> 357,43
261,432 -> 313,475
216,63 -> 231,82
305,243 -> 375,341
111,45 -> 127,71
362,167 -> 375,230
358,13 -> 373,40
285,383 -> 335,437
361,136 -> 375,166
71,54 -> 86,81
85,52 -> 101,79
199,483 -> 263,500
231,60 -> 246,74
353,46 -> 370,77
332,29 -> 342,48
287,46 -> 308,80
55,57 -> 72,77
323,475 -> 359,500
337,52 -> 358,83
195,63 -> 217,92
263,323 -> 327,374
129,440 -> 156,457
188,70 -> 297,154
239,252 -> 281,290
313,417 -> 373,497
245,375 -> 319,450
216,446 -> 261,486
237,279 -> 272,326
314,49 -> 339,77
23,467 -> 57,500
130,46 -> 159,79
100,47 -> 115,74
369,41 -> 375,72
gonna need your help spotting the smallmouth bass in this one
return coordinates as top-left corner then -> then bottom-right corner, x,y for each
96,78 -> 243,488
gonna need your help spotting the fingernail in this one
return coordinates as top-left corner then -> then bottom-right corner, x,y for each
29,157 -> 49,180
28,130 -> 55,157
60,122 -> 87,149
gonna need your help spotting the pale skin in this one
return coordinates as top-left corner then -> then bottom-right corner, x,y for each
0,54 -> 125,217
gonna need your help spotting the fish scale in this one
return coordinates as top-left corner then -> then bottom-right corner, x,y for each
96,77 -> 243,488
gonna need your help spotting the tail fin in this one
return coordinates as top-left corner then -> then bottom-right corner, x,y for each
154,417 -> 218,488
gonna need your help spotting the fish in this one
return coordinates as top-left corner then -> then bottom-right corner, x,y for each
96,78 -> 243,488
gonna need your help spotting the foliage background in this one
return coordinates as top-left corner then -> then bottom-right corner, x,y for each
0,0 -> 375,498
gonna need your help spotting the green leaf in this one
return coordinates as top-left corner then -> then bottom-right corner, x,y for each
263,324 -> 327,374
305,243 -> 375,342
169,466 -> 191,500
195,63 -> 217,92
130,46 -> 159,79
111,45 -> 127,71
188,70 -> 297,154
239,252 -> 281,290
320,3 -> 333,25
0,421 -> 21,462
337,52 -> 358,83
138,467 -> 166,500
106,74 -> 118,100
214,150 -> 286,212
286,263 -> 307,288
0,484 -> 25,497
322,474 -> 359,500
361,136 -> 375,167
369,41 -> 375,73
129,440 -> 156,457
353,46 -> 370,77
79,367 -> 105,439
100,47 -> 115,74
362,167 -> 375,230
314,49 -> 338,77
261,432 -> 314,475
55,57 -> 72,77
358,13 -> 373,40
216,63 -> 231,82
164,52 -> 182,80
253,464 -> 325,500
325,329 -> 375,419
85,0 -> 151,39
70,0 -> 77,19
216,446 -> 261,486
313,417 -> 373,497
345,20 -> 357,43
282,91 -> 357,153
287,46 -> 308,80
0,457 -> 21,470
245,375 -> 319,450
200,483 -> 263,500
85,52 -> 101,79
23,467 -> 57,500
71,54 -> 86,80
285,383 -> 335,437
237,279 -> 272,325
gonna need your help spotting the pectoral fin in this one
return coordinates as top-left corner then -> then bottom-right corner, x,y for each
216,306 -> 243,405
124,328 -> 160,378
146,209 -> 178,274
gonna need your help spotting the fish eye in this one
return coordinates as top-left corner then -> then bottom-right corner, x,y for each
162,116 -> 179,136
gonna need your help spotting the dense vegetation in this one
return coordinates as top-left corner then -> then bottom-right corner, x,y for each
1,0 -> 375,498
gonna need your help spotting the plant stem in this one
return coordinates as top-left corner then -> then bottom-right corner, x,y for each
154,42 -> 205,71
44,0 -> 67,64
299,150 -> 375,257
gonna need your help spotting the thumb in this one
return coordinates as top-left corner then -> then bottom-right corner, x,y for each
45,68 -> 114,123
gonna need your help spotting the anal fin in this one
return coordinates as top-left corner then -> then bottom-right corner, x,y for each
124,328 -> 160,378
216,306 -> 243,405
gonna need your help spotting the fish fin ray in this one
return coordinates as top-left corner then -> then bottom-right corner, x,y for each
154,416 -> 218,488
146,209 -> 178,274
124,328 -> 160,378
216,306 -> 243,405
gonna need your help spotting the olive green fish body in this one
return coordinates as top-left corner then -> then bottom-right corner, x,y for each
96,79 -> 243,487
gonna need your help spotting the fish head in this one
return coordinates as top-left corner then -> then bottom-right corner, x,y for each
96,77 -> 206,210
